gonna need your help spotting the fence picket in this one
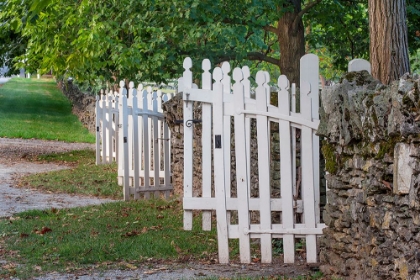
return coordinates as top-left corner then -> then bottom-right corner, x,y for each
95,94 -> 101,164
182,58 -> 194,230
213,66 -> 230,263
278,75 -> 295,263
121,81 -> 130,201
234,68 -> 251,263
202,59 -> 212,231
130,82 -> 140,199
256,71 -> 272,263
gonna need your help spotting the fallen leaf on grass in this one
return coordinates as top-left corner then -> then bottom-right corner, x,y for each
34,227 -> 52,235
171,240 -> 182,254
20,233 -> 29,238
123,230 -> 140,237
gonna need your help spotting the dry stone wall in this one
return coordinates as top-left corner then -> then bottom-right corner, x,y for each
57,79 -> 97,134
318,71 -> 420,279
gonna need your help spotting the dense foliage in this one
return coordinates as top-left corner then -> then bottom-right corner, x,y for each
0,0 -> 419,84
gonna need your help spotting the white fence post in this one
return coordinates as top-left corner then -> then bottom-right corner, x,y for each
120,81 -> 130,201
95,94 -> 101,165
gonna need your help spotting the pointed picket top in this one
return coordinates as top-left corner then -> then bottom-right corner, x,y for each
202,59 -> 212,90
256,71 -> 266,87
301,81 -> 312,120
202,59 -> 211,73
119,80 -> 125,89
221,62 -> 231,94
146,86 -> 153,109
241,66 -> 251,99
213,67 -> 223,84
233,68 -> 243,84
255,71 -> 266,104
183,57 -> 193,89
256,71 -> 268,109
278,75 -> 290,114
263,71 -> 270,104
137,83 -> 144,92
130,81 -> 137,98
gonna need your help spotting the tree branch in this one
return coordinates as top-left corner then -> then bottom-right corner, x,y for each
264,25 -> 279,35
246,52 -> 280,65
292,0 -> 322,33
214,52 -> 279,66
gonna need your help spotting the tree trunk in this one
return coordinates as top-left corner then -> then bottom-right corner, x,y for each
368,0 -> 410,85
277,8 -> 306,85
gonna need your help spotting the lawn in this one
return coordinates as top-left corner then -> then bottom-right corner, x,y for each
0,78 -> 94,143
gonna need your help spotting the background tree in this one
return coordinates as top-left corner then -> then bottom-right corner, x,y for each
1,0 -> 325,85
305,0 -> 369,81
368,0 -> 410,84
1,0 -> 416,86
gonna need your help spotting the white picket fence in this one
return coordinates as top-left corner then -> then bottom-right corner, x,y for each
95,81 -> 173,200
179,54 -> 325,264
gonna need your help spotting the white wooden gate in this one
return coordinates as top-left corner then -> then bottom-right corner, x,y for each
180,55 -> 326,264
95,89 -> 119,164
95,81 -> 173,201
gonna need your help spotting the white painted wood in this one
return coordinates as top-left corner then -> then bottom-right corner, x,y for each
300,81 -> 317,263
95,94 -> 101,165
242,66 -> 252,197
256,71 -> 272,263
152,91 -> 160,197
348,58 -> 371,74
213,66 -> 230,264
101,93 -> 107,164
120,81 -> 130,201
106,93 -> 114,164
142,87 -> 151,199
301,54 -> 320,225
183,57 -> 194,230
234,67 -> 251,263
221,62 -> 232,227
183,197 -> 305,213
180,55 -> 324,265
201,59 -> 212,231
277,75 -> 295,263
130,82 -> 140,199
114,93 -> 120,165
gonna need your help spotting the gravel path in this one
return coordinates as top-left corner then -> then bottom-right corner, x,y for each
0,137 -> 316,279
0,138 -> 114,218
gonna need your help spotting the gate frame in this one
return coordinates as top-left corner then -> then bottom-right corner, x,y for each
180,54 -> 325,264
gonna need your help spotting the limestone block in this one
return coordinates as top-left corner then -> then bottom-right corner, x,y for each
393,143 -> 414,194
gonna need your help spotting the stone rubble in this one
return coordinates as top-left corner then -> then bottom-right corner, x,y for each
318,71 -> 420,279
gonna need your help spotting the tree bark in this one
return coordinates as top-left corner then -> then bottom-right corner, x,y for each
368,0 -> 410,85
277,5 -> 306,85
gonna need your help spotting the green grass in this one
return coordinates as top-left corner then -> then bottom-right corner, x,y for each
19,150 -> 121,199
0,78 -> 94,143
0,200 -> 218,279
5,151 -> 325,279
